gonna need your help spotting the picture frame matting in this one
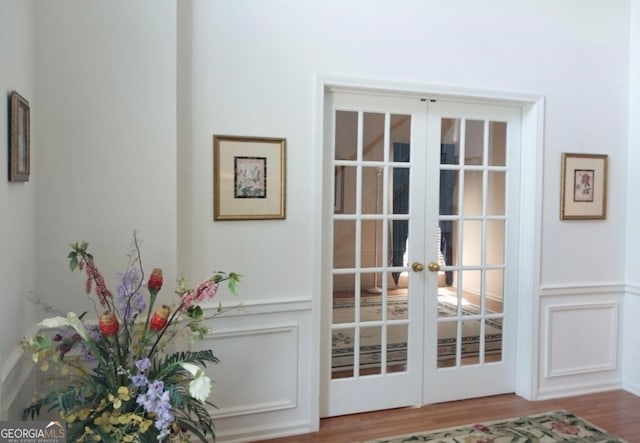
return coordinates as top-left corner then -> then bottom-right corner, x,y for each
560,153 -> 608,220
213,135 -> 286,220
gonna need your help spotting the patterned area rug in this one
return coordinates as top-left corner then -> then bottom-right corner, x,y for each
332,294 -> 503,372
360,410 -> 626,442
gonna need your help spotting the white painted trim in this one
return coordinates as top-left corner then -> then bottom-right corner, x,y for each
623,380 -> 640,397
206,323 -> 300,420
540,283 -> 626,297
1,349 -> 35,421
310,71 -> 330,429
318,74 -> 542,106
514,97 -> 545,401
624,284 -> 640,296
215,418 -> 311,443
536,381 -> 623,401
207,323 -> 299,340
1,324 -> 39,419
544,302 -> 619,378
315,74 -> 335,418
313,74 -> 545,410
203,297 -> 312,317
213,399 -> 297,419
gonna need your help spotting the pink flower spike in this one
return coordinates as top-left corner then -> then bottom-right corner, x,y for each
180,280 -> 218,308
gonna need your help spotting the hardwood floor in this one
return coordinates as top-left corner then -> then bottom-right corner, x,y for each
252,390 -> 640,443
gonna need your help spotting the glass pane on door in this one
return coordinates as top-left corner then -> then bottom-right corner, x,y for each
437,118 -> 507,369
331,109 -> 413,380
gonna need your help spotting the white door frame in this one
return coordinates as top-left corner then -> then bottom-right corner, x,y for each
310,75 -> 545,425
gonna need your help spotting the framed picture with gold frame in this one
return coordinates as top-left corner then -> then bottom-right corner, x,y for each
213,135 -> 286,220
9,90 -> 30,182
560,153 -> 608,220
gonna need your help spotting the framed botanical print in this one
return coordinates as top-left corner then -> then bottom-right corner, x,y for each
560,153 -> 608,220
9,90 -> 30,182
213,135 -> 286,220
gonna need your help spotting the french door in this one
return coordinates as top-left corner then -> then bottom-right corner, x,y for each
322,92 -> 521,417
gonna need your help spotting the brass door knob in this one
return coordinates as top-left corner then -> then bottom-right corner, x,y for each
428,262 -> 441,272
411,261 -> 425,272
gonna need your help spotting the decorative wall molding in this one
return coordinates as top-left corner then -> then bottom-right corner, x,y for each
5,284 -> 637,438
544,302 -> 619,378
1,351 -> 35,420
537,285 -> 626,402
3,305 -> 311,436
204,296 -> 312,317
1,325 -> 39,420
198,320 -> 302,433
625,284 -> 640,297
540,283 -> 626,297
208,323 -> 299,340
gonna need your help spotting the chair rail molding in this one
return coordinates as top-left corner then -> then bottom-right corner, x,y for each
625,284 -> 640,297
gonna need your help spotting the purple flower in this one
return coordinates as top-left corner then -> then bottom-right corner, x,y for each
131,374 -> 147,388
136,358 -> 151,373
87,324 -> 101,341
135,378 -> 174,435
155,405 -> 173,437
149,379 -> 164,393
77,325 -> 101,362
116,269 -> 146,320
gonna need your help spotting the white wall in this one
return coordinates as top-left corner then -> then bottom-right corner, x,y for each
33,0 -> 178,312
623,0 -> 640,395
0,0 -> 37,419
183,0 -> 629,436
1,0 -> 636,438
191,0 -> 629,426
186,0 -> 629,297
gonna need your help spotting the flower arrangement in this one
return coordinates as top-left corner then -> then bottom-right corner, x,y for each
22,236 -> 240,442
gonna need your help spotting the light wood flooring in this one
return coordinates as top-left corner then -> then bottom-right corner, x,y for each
252,390 -> 640,443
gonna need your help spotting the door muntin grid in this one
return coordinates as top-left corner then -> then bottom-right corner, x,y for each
437,118 -> 507,368
332,110 -> 412,379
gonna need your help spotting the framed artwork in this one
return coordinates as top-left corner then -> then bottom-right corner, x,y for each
560,153 -> 608,220
9,90 -> 30,182
213,135 -> 286,220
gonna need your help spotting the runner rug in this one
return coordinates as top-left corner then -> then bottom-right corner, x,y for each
359,410 -> 626,442
332,294 -> 503,372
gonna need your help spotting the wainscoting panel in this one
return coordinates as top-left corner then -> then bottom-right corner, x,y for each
1,329 -> 37,420
2,298 -> 314,443
201,323 -> 299,419
538,285 -> 624,400
192,298 -> 314,442
545,303 -> 618,377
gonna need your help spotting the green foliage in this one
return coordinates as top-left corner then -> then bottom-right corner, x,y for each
68,241 -> 91,271
151,350 -> 220,379
212,271 -> 241,295
23,236 -> 239,442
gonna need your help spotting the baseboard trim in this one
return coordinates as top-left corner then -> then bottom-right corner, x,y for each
215,419 -> 311,443
536,381 -> 622,401
623,381 -> 640,397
